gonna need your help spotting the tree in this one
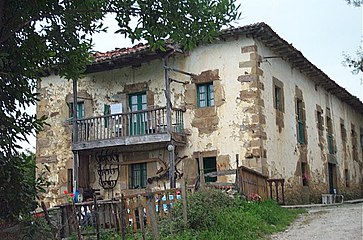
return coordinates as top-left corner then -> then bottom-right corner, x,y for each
0,151 -> 49,219
344,0 -> 362,73
345,0 -> 363,6
0,0 -> 240,219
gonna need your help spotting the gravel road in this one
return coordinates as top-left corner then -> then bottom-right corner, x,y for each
270,203 -> 363,240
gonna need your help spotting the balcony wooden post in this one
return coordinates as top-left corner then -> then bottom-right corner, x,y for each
72,78 -> 79,191
164,53 -> 176,188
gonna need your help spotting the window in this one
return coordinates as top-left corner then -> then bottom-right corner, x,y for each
68,102 -> 85,120
104,104 -> 110,128
296,99 -> 305,144
197,83 -> 214,108
129,163 -> 147,189
351,125 -> 358,161
317,110 -> 323,131
327,117 -> 334,154
341,123 -> 347,142
274,86 -> 283,111
203,157 -> 217,183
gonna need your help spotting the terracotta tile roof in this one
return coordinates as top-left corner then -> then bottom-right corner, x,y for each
89,23 -> 363,113
93,43 -> 150,63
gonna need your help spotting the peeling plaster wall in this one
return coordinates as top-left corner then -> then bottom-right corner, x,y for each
37,36 -> 363,206
256,41 -> 363,204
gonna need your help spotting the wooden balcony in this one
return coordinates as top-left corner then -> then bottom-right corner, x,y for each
72,107 -> 186,151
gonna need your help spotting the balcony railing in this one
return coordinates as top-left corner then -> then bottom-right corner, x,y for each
74,107 -> 184,143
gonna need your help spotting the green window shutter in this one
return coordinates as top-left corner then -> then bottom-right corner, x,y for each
208,83 -> 214,106
104,104 -> 110,128
197,83 -> 214,108
77,102 -> 84,119
130,163 -> 147,189
296,99 -> 305,144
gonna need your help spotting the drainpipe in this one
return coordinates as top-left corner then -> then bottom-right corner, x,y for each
72,78 -> 79,192
164,52 -> 176,188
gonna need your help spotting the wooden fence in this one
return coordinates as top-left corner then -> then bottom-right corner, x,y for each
237,166 -> 268,200
267,179 -> 285,204
56,188 -> 182,239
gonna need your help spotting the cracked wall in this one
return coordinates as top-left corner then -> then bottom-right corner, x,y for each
37,36 -> 363,206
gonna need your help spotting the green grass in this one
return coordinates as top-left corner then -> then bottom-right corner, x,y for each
160,195 -> 304,240
101,190 -> 305,240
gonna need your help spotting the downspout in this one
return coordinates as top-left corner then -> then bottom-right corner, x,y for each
72,78 -> 79,192
164,51 -> 176,188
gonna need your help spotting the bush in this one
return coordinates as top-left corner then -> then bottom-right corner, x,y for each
160,190 -> 304,240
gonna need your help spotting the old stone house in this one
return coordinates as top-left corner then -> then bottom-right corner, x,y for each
37,23 -> 363,206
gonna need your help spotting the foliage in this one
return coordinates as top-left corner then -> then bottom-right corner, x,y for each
344,0 -> 362,73
346,0 -> 362,6
0,151 -> 50,220
159,190 -> 304,240
20,215 -> 54,240
0,0 -> 240,219
343,48 -> 363,74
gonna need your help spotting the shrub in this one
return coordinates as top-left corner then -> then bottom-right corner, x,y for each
160,190 -> 304,240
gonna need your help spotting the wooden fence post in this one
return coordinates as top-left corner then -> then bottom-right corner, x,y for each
71,201 -> 81,240
146,186 -> 160,240
180,177 -> 188,228
119,194 -> 127,240
198,152 -> 205,189
137,195 -> 146,240
93,192 -> 100,240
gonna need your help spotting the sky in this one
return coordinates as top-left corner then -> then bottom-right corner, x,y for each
22,0 -> 363,151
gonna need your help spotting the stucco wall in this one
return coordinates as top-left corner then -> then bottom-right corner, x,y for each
37,36 -> 363,206
256,40 -> 363,204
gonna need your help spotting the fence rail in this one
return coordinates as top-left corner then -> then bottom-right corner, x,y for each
237,166 -> 268,200
75,107 -> 184,143
56,188 -> 182,238
267,178 -> 285,204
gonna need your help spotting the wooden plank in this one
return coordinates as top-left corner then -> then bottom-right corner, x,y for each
198,152 -> 205,189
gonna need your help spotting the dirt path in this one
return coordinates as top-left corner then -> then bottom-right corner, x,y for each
270,203 -> 363,240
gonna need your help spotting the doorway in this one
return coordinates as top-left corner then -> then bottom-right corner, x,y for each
328,163 -> 337,194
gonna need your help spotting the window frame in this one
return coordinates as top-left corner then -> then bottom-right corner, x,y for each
296,99 -> 305,144
68,102 -> 85,121
129,163 -> 147,189
274,85 -> 283,111
197,82 -> 214,108
202,157 -> 217,183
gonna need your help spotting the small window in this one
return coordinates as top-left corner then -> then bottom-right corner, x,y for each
197,83 -> 214,108
296,99 -> 305,144
341,123 -> 347,142
274,86 -> 283,111
317,110 -> 323,131
327,117 -> 334,154
104,104 -> 110,128
129,163 -> 147,189
68,102 -> 85,120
